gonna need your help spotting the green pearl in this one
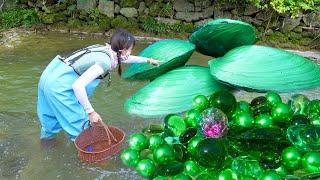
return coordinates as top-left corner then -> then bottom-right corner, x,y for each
187,136 -> 203,156
120,149 -> 140,167
302,151 -> 320,173
271,102 -> 292,122
129,133 -> 148,151
149,135 -> 164,151
153,176 -> 168,180
136,159 -> 156,177
165,114 -> 187,136
291,114 -> 310,126
209,90 -> 237,116
311,116 -> 320,125
274,165 -> 287,177
218,169 -> 238,180
173,144 -> 189,162
192,95 -> 209,111
306,100 -> 320,117
287,94 -> 310,115
265,91 -> 282,107
255,114 -> 273,127
184,160 -> 201,177
196,170 -> 218,180
237,101 -> 251,112
258,170 -> 281,180
153,144 -> 174,164
173,174 -> 192,180
281,146 -> 302,170
234,111 -> 254,127
185,109 -> 201,128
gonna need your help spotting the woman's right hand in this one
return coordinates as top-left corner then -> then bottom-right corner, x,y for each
89,111 -> 103,124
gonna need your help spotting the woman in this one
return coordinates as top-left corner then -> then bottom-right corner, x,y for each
37,28 -> 160,141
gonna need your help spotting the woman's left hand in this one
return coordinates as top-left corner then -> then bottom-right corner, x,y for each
148,58 -> 161,66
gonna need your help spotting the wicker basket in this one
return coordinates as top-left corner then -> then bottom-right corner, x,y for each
74,121 -> 125,163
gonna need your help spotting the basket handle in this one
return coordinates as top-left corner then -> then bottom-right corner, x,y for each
82,120 -> 91,130
97,121 -> 118,145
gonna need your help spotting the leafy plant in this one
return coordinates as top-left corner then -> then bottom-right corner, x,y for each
0,8 -> 39,30
141,17 -> 193,34
218,0 -> 318,16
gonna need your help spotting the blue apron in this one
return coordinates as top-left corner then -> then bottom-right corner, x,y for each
37,55 -> 101,141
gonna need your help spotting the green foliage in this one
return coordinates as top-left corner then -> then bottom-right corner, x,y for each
218,0 -> 318,16
0,8 -> 39,30
111,16 -> 139,31
87,8 -> 101,21
141,17 -> 194,34
250,0 -> 316,16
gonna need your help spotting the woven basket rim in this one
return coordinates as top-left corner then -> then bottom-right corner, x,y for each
74,125 -> 125,154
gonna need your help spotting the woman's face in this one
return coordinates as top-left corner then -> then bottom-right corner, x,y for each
120,44 -> 133,56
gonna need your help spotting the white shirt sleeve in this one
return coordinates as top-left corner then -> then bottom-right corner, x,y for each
72,64 -> 104,113
121,55 -> 149,63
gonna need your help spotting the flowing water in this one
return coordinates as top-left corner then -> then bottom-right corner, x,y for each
0,32 -> 319,180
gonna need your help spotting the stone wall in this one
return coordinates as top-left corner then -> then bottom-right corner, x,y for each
2,0 -> 319,49
76,0 -> 319,29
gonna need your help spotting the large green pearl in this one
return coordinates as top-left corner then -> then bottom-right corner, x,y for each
255,114 -> 273,127
271,102 -> 293,122
265,91 -> 282,107
209,90 -> 237,116
129,133 -> 149,151
218,169 -> 238,180
173,174 -> 192,180
196,138 -> 227,168
187,136 -> 203,156
287,94 -> 310,115
258,170 -> 281,180
173,144 -> 189,162
195,169 -> 218,180
136,159 -> 156,177
302,151 -> 320,173
164,114 -> 187,136
120,149 -> 140,167
184,160 -> 201,177
153,176 -> 168,180
250,96 -> 271,117
274,165 -> 288,177
291,114 -> 310,126
153,144 -> 174,164
192,95 -> 209,111
307,100 -> 320,115
237,101 -> 251,112
180,128 -> 197,144
281,146 -> 302,170
234,111 -> 254,127
156,161 -> 184,176
185,109 -> 201,128
149,135 -> 164,151
311,116 -> 320,125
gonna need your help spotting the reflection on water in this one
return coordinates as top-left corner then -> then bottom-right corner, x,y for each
0,32 -> 319,179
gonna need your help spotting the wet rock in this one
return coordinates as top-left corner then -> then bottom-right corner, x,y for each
303,12 -> 320,27
244,5 -> 260,16
138,2 -> 146,15
120,8 -> 138,18
77,0 -> 97,11
98,0 -> 114,17
174,0 -> 194,12
281,14 -> 302,33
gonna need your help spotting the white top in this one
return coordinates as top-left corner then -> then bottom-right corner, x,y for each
72,44 -> 149,113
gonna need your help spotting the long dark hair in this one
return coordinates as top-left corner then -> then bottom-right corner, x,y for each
110,28 -> 136,76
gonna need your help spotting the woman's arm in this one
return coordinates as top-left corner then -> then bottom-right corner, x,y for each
72,64 -> 104,113
122,55 -> 160,65
121,55 -> 148,63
